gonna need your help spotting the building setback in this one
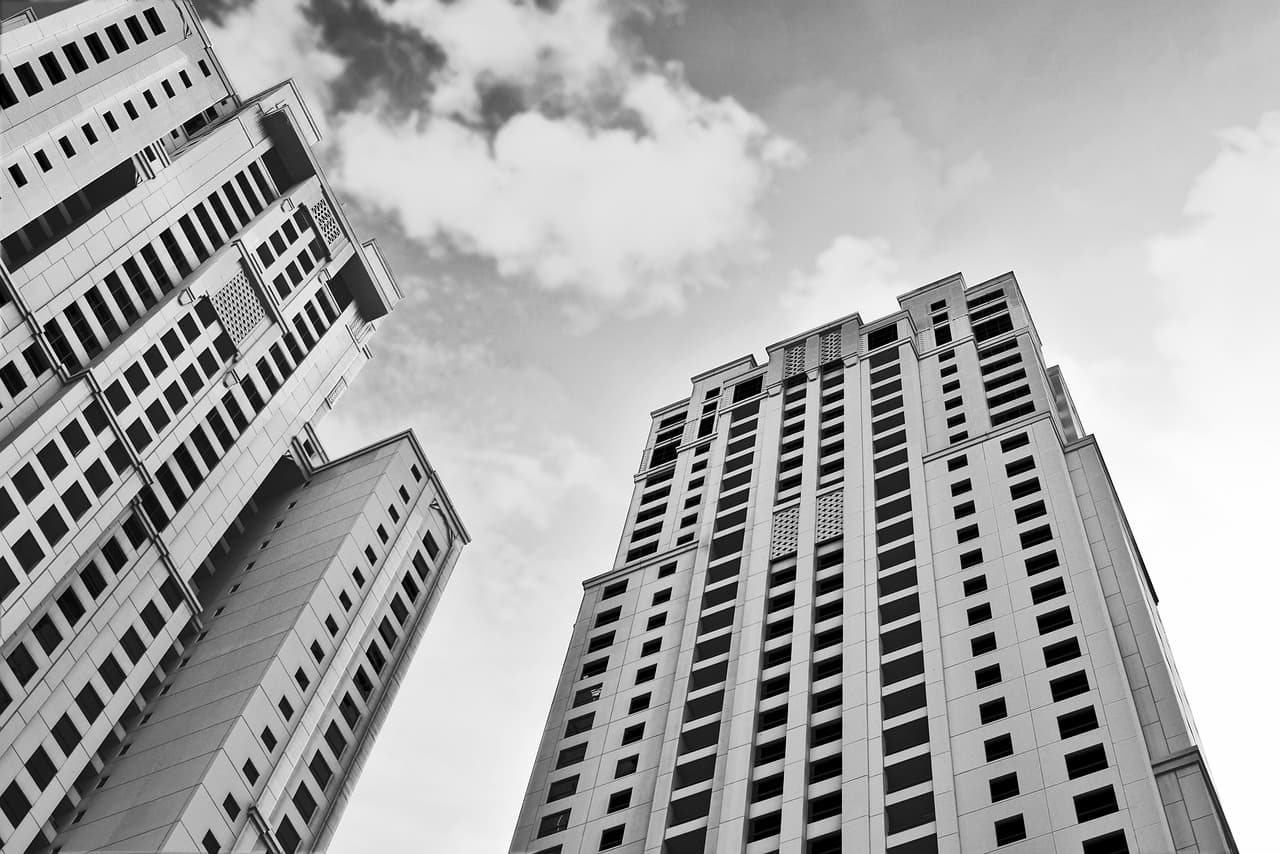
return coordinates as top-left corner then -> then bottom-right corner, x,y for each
0,3 -> 467,853
510,274 -> 1234,854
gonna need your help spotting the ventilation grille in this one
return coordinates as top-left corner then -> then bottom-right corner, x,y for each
815,490 -> 843,543
211,267 -> 266,344
784,344 -> 806,377
310,199 -> 342,245
820,329 -> 842,364
770,505 -> 800,559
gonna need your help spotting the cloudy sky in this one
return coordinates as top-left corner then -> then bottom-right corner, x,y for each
62,0 -> 1280,848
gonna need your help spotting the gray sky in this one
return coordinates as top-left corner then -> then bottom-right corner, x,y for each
189,0 -> 1280,849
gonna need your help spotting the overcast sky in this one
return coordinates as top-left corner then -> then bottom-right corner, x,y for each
183,1 -> 1280,849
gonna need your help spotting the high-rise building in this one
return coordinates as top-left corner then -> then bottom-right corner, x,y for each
510,274 -> 1234,854
1,3 -> 467,853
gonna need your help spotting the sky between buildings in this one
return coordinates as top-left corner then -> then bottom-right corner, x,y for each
20,0 -> 1278,849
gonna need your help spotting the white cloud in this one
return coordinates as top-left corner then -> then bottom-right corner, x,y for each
779,234 -> 905,333
203,0 -> 344,127
325,0 -> 799,312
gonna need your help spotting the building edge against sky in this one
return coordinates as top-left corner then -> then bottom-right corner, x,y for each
0,3 -> 467,853
510,272 -> 1234,853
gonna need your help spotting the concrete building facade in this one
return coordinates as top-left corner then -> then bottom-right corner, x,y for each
511,274 -> 1234,854
1,3 -> 467,852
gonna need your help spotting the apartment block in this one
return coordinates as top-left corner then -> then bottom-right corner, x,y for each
1,3 -> 467,852
510,273 -> 1234,854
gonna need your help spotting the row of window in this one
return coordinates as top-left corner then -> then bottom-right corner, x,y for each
930,297 -> 954,347
39,156 -> 279,374
967,287 -> 1017,343
744,542 -> 846,849
674,440 -> 710,546
647,408 -> 685,469
671,385 -> 720,547
935,347 -> 969,444
6,55 -> 206,195
775,373 -> 806,499
816,361 -> 844,488
626,464 -> 672,563
0,7 -> 169,110
977,335 -> 1036,427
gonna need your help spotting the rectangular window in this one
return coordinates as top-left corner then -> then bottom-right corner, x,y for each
1050,670 -> 1090,702
975,663 -> 1001,688
564,713 -> 593,737
1019,526 -> 1053,549
994,814 -> 1027,845
106,24 -> 129,53
979,698 -> 1007,724
125,15 -> 149,44
989,772 -> 1019,802
1030,577 -> 1067,604
145,8 -> 167,34
1057,705 -> 1099,738
1065,744 -> 1109,779
1073,786 -> 1120,822
1043,637 -> 1082,667
1036,607 -> 1073,634
984,733 -> 1014,761
40,52 -> 67,84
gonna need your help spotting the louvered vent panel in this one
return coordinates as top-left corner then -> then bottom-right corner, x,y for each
310,199 -> 342,245
770,505 -> 800,559
784,344 -> 806,377
820,329 -> 842,364
211,266 -> 266,344
815,490 -> 843,543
